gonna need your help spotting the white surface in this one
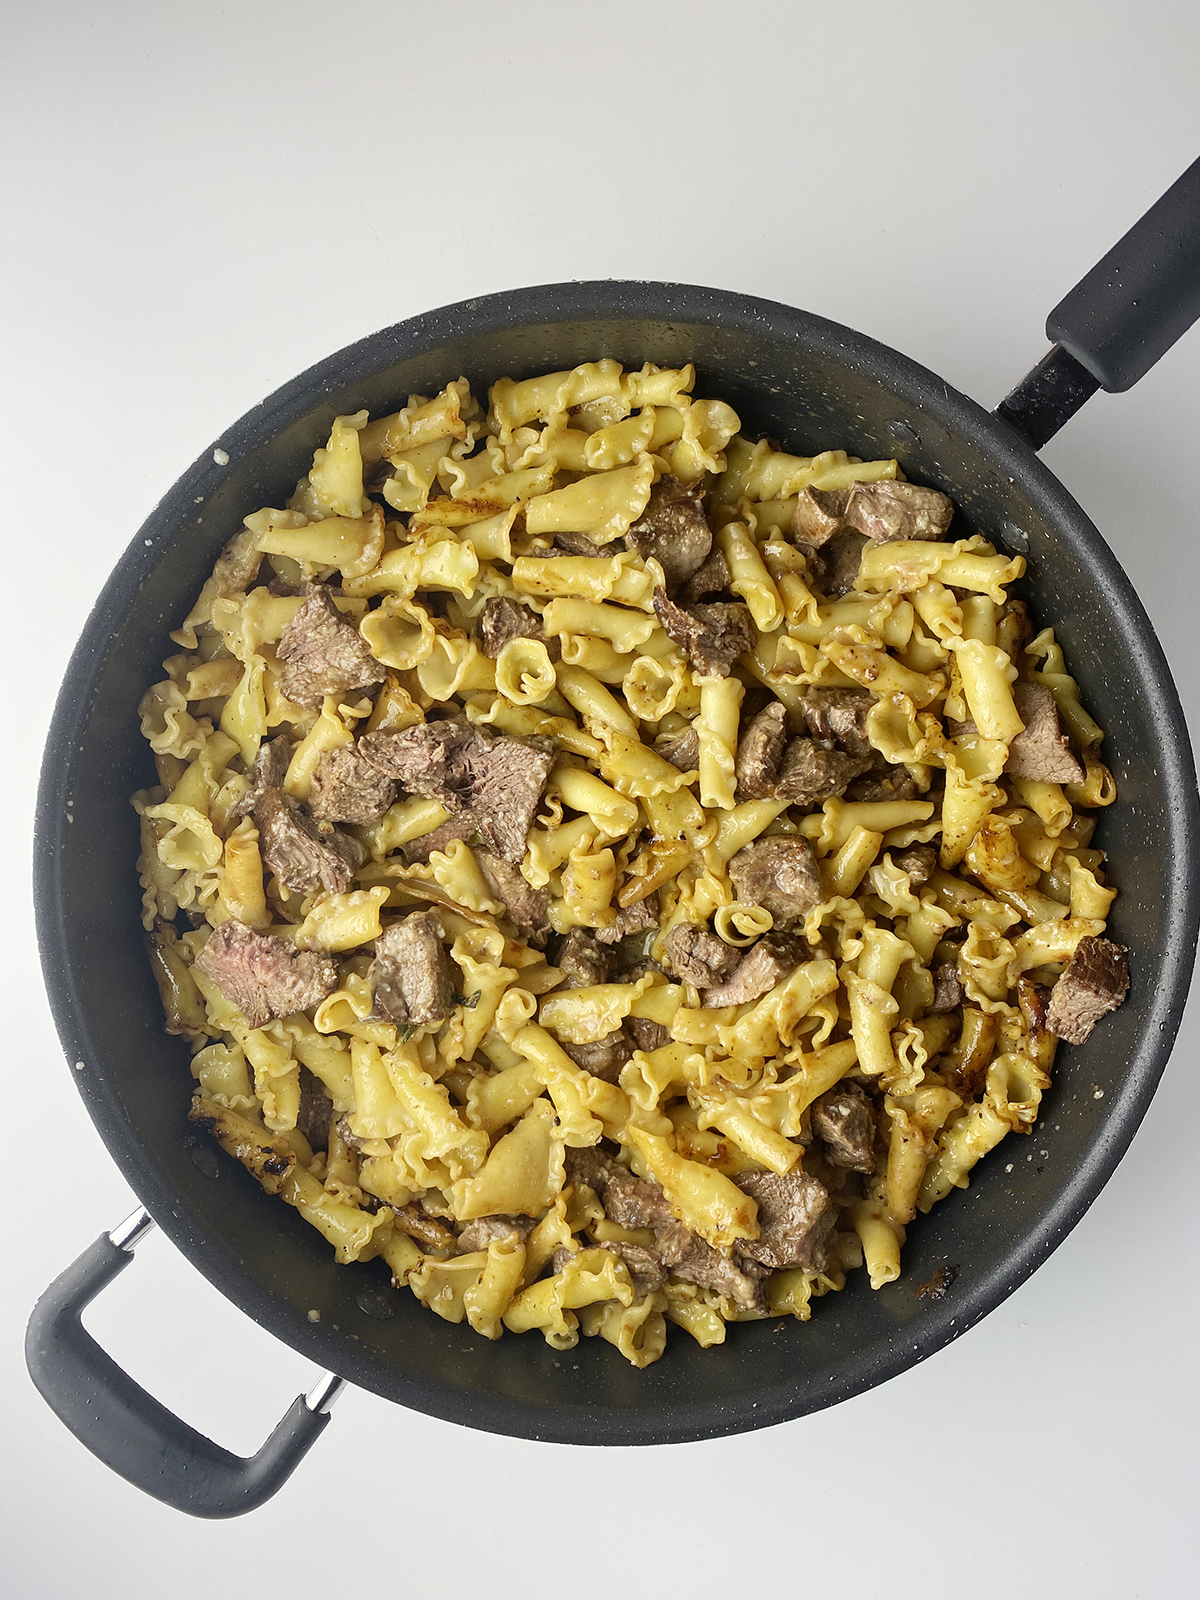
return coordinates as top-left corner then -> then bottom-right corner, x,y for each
4,4 -> 1198,1595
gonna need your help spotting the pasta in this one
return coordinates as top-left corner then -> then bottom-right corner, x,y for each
136,360 -> 1128,1370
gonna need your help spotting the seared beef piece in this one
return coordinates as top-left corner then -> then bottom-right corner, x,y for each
929,962 -> 964,1014
359,721 -> 554,863
559,1030 -> 634,1083
774,739 -> 871,807
255,734 -> 295,791
403,817 -> 475,864
798,687 -> 875,759
734,1168 -> 835,1271
255,787 -> 364,895
602,1240 -> 667,1298
307,744 -> 396,825
627,476 -> 713,588
602,1165 -> 675,1231
810,1082 -> 876,1172
843,479 -> 955,544
652,589 -> 756,677
276,586 -> 384,709
791,487 -> 850,546
702,931 -> 807,1008
553,529 -> 606,556
656,725 -> 700,773
478,596 -> 545,658
657,1222 -> 768,1311
393,1204 -> 459,1253
564,1145 -> 625,1194
456,1214 -> 535,1253
735,701 -> 789,800
594,893 -> 660,945
1006,681 -> 1086,784
557,927 -> 618,988
805,529 -> 869,597
625,1016 -> 670,1052
475,850 -> 551,948
662,923 -> 740,988
892,844 -> 937,886
679,545 -> 733,605
844,763 -> 922,804
195,921 -> 339,1029
1045,936 -> 1129,1045
728,836 -> 825,926
295,1065 -> 335,1151
370,911 -> 457,1026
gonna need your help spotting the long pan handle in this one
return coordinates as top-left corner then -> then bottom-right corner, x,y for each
997,155 -> 1200,448
25,1210 -> 344,1518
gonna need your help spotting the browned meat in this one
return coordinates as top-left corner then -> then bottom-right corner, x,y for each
553,529 -> 606,556
844,764 -> 922,804
791,486 -> 850,546
564,1145 -> 624,1194
662,923 -> 740,988
602,1165 -> 675,1231
701,931 -> 807,1007
254,787 -> 365,895
603,1240 -> 667,1298
359,721 -> 554,863
474,851 -> 551,948
254,734 -> 295,790
276,586 -> 384,708
194,921 -> 338,1029
843,479 -> 954,543
1005,681 -> 1086,784
928,963 -> 964,1013
810,1082 -> 876,1172
774,739 -> 871,807
456,1214 -> 535,1253
393,1204 -> 459,1253
478,596 -> 546,659
892,844 -> 937,886
735,701 -> 789,800
402,817 -> 475,863
625,1016 -> 670,1052
559,1030 -> 634,1083
627,476 -> 713,588
370,911 -> 458,1026
679,545 -> 733,605
295,1064 -> 335,1150
655,725 -> 700,772
807,530 -> 869,597
556,927 -> 617,988
651,589 -> 756,677
594,894 -> 661,945
734,1168 -> 835,1271
307,745 -> 396,824
798,687 -> 875,758
1045,936 -> 1129,1045
728,836 -> 825,926
657,1221 -> 767,1311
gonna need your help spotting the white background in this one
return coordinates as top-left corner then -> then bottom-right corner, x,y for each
4,4 -> 1199,1595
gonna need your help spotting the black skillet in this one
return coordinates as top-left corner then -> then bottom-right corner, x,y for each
26,158 -> 1200,1517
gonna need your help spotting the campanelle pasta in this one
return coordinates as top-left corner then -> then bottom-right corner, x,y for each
135,360 -> 1128,1370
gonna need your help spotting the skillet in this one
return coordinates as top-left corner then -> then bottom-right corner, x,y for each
26,157 -> 1200,1516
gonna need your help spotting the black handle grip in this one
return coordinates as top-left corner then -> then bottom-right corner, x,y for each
1047,155 -> 1200,392
26,1224 -> 336,1518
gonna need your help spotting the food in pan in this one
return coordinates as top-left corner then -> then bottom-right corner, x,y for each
134,360 -> 1128,1368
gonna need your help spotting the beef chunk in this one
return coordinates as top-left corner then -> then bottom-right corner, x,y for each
455,1215 -> 535,1254
657,1221 -> 767,1311
656,725 -> 699,773
556,927 -> 617,988
308,744 -> 397,824
370,911 -> 457,1026
735,701 -> 789,800
194,921 -> 338,1029
679,545 -> 733,605
843,479 -> 955,543
359,721 -> 554,863
774,739 -> 871,807
652,589 -> 756,677
702,931 -> 807,1007
799,687 -> 875,759
393,1204 -> 459,1253
564,1145 -> 625,1195
254,734 -> 295,791
602,1240 -> 667,1298
295,1064 -> 335,1151
791,487 -> 850,546
806,529 -> 869,597
1045,935 -> 1129,1045
892,844 -> 937,886
929,962 -> 964,1013
662,923 -> 740,988
1005,681 -> 1086,784
478,596 -> 546,659
560,1030 -> 634,1083
810,1082 -> 876,1173
594,893 -> 660,945
735,1169 -> 835,1271
255,787 -> 364,895
627,475 -> 713,588
728,836 -> 825,926
276,585 -> 384,708
402,816 -> 475,864
553,529 -> 606,556
844,763 -> 922,803
625,1016 -> 670,1052
475,851 -> 551,948
602,1165 -> 675,1231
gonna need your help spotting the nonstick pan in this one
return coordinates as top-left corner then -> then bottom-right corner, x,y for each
27,158 -> 1200,1517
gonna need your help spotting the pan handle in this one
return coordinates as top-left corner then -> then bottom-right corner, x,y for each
25,1209 -> 344,1518
997,154 -> 1200,448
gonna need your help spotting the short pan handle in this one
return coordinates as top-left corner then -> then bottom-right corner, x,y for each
25,1211 -> 342,1518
